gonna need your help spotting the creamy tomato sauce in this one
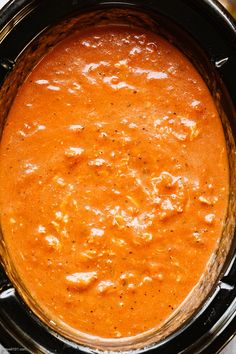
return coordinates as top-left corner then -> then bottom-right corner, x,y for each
0,25 -> 228,338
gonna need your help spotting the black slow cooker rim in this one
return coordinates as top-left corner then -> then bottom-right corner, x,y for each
0,1 -> 235,354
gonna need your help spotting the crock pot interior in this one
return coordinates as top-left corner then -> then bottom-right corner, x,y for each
0,4 -> 235,353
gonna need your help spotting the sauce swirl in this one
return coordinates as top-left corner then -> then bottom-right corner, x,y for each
0,25 -> 228,338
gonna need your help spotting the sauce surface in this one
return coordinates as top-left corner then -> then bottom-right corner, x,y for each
0,25 -> 228,338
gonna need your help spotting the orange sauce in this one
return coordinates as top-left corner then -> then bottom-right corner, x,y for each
0,25 -> 228,338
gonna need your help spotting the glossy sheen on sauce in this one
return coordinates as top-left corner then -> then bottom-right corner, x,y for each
0,26 -> 228,338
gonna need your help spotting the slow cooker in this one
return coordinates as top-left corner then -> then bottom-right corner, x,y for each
0,1 -> 235,353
